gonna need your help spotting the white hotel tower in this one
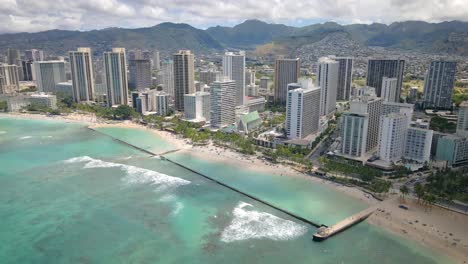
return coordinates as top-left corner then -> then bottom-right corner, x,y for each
316,57 -> 338,116
222,51 -> 245,106
285,85 -> 321,139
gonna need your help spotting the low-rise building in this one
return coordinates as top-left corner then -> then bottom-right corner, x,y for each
5,93 -> 57,111
237,111 -> 262,134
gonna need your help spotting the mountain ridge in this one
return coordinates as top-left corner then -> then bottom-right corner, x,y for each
0,19 -> 467,56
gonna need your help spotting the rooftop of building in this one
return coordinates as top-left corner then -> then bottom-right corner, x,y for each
33,60 -> 65,64
240,111 -> 261,124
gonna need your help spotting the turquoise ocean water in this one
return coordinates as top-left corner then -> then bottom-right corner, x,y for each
0,117 -> 452,263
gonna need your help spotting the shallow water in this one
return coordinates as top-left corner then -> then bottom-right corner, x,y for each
0,117 -> 452,263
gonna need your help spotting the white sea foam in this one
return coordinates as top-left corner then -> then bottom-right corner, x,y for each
0,131 -> 6,134
172,202 -> 184,216
159,194 -> 184,215
64,156 -> 190,190
19,136 -> 32,140
159,194 -> 177,202
220,202 -> 308,243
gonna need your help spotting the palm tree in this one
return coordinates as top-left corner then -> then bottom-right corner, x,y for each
400,185 -> 409,201
414,183 -> 425,204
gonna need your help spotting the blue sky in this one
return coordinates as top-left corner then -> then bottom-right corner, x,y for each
0,0 -> 467,33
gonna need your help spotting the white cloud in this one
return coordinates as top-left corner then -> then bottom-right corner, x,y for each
0,0 -> 466,33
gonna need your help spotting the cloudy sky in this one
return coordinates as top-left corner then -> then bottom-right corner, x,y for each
0,0 -> 467,33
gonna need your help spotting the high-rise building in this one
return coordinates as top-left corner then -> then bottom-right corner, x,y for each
456,101 -> 468,137
6,48 -> 23,81
317,57 -> 339,116
404,124 -> 433,163
223,51 -> 245,106
69,48 -> 95,103
21,60 -> 33,81
381,77 -> 398,102
153,51 -> 160,70
184,91 -> 210,121
245,69 -> 255,86
423,61 -> 457,109
340,112 -> 369,157
199,70 -> 220,86
24,49 -> 44,61
158,61 -> 174,97
134,89 -> 157,114
274,58 -> 300,104
33,61 -> 66,93
333,57 -> 353,101
103,48 -> 128,106
6,49 -> 20,66
156,92 -> 169,116
285,86 -> 321,139
349,93 -> 383,153
129,59 -> 151,91
379,113 -> 409,162
210,78 -> 236,128
260,77 -> 270,90
0,64 -> 20,94
366,59 -> 405,99
173,50 -> 195,111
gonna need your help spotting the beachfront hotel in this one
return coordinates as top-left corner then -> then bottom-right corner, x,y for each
210,78 -> 236,128
285,85 -> 321,140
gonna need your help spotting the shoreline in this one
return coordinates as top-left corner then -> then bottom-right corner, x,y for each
369,198 -> 468,264
3,112 -> 467,263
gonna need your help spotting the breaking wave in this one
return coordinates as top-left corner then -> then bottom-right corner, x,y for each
220,202 -> 308,243
64,156 -> 190,190
19,136 -> 32,140
0,131 -> 6,134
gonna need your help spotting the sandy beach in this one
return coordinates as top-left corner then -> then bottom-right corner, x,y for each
184,144 -> 379,205
89,121 -> 191,151
0,112 -> 100,125
369,197 -> 468,264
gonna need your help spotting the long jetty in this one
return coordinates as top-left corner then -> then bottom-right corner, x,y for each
87,126 -> 322,228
